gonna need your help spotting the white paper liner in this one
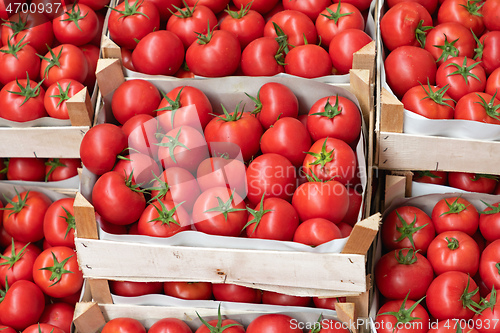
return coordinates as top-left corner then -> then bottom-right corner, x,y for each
0,175 -> 79,191
0,181 -> 69,205
410,181 -> 467,197
0,117 -> 70,128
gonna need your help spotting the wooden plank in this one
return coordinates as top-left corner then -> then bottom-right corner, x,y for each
75,239 -> 366,293
73,302 -> 106,333
342,213 -> 380,255
378,132 -> 500,175
101,35 -> 122,60
89,279 -> 113,304
96,58 -> 125,97
384,175 -> 407,210
0,126 -> 87,158
346,275 -> 371,318
352,41 -> 376,84
67,87 -> 94,127
336,303 -> 358,333
380,88 -> 404,133
74,192 -> 98,240
390,171 -> 413,197
349,69 -> 372,128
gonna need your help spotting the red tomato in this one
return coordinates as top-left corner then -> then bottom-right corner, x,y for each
45,158 -> 80,182
101,318 -> 146,333
164,282 -> 213,300
479,202 -> 500,242
262,290 -> 311,306
0,37 -> 40,85
333,0 -> 372,11
309,319 -> 350,333
246,314 -> 303,333
375,248 -> 433,300
111,79 -> 161,125
149,318 -> 193,333
329,29 -> 372,75
473,289 -> 500,333
32,246 -> 83,298
167,5 -> 218,49
184,0 -> 229,13
431,196 -> 479,235
244,196 -> 299,241
313,296 -> 346,310
285,44 -> 333,78
375,296 -> 429,333
246,153 -> 297,205
137,199 -> 191,237
385,46 -> 437,99
426,271 -> 481,320
315,2 -> 364,48
0,240 -> 41,288
113,153 -> 161,187
1,12 -> 54,54
196,318 -> 244,333
53,3 -> 99,46
39,44 -> 88,88
192,187 -> 247,236
264,10 -> 318,47
108,0 -> 160,50
132,30 -> 184,76
386,0 -> 438,14
479,239 -> 500,290
156,85 -> 213,132
0,280 -> 45,331
260,117 -> 311,167
413,170 -> 448,185
43,198 -> 76,248
401,83 -> 455,119
240,37 -> 285,76
292,178 -> 349,223
424,22 -> 475,66
220,5 -> 265,49
7,157 -> 46,181
381,206 -> 435,253
293,218 -> 343,246
476,31 -> 500,75
454,92 -> 500,125
186,29 -> 241,77
282,0 -> 332,21
3,190 -> 51,243
22,323 -> 65,333
196,157 -> 247,199
44,79 -> 85,120
212,284 -> 262,303
122,114 -> 160,159
380,2 -> 433,51
109,280 -> 163,297
435,56 -> 486,101
486,67 -> 500,96
307,95 -> 361,144
80,123 -> 128,175
437,0 -> 484,36
448,172 -> 498,194
92,171 -> 146,225
427,230 -> 480,275
303,137 -> 357,185
233,0 -> 279,14
0,77 -> 47,122
342,187 -> 362,226
39,302 -> 74,333
483,0 -> 500,31
144,0 -> 182,21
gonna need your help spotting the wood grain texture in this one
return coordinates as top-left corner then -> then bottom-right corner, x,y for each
67,87 -> 94,127
353,41 -> 376,84
96,58 -> 125,97
74,192 -> 98,240
342,213 -> 380,255
380,88 -> 404,133
101,35 -> 122,60
73,302 -> 106,333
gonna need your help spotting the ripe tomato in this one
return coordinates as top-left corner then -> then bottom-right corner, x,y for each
448,172 -> 498,194
375,295 -> 429,333
108,0 -> 160,50
479,239 -> 500,290
3,190 -> 51,243
149,318 -> 193,333
80,123 -> 128,175
473,289 -> 500,333
375,248 -> 433,300
0,280 -> 45,331
1,12 -> 54,54
109,280 -> 163,297
45,158 -> 80,182
122,114 -> 160,159
431,196 -> 479,235
39,44 -> 88,88
101,318 -> 146,333
315,2 -> 364,49
80,43 -> 101,91
303,138 -> 357,185
32,246 -> 83,298
479,202 -> 500,242
111,79 -> 161,125
381,206 -> 435,253
454,92 -> 500,125
329,29 -> 372,75
92,171 -> 146,225
246,153 -> 297,205
313,296 -> 346,310
437,0 -> 484,36
167,5 -> 218,49
285,44 -> 333,78
164,282 -> 213,300
144,0 -> 182,22
192,187 -> 247,236
121,47 -> 135,71
435,56 -> 486,102
380,2 -> 433,51
233,0 -> 279,14
186,29 -> 241,77
486,67 -> 500,96
246,314 -> 303,333
156,85 -> 213,132
220,5 -> 265,49
426,271 -> 480,320
240,37 -> 285,76
427,230 -> 480,276
137,199 -> 191,237
204,105 -> 263,161
482,0 -> 500,31
428,319 -> 479,333
476,31 -> 500,76
264,10 -> 318,46
52,3 -> 99,46
0,37 -> 40,85
292,178 -> 349,223
424,22 -> 475,65
282,0 -> 332,21
384,46 -> 437,99
0,77 -> 47,122
39,302 -> 74,333
413,171 -> 448,185
386,0 -> 438,14
197,157 -> 247,199
113,153 -> 161,187
43,198 -> 76,248
44,79 -> 85,120
212,284 -> 262,303
7,157 -> 46,181
262,290 -> 311,306
293,218 -> 343,246
401,83 -> 455,119
196,317 -> 244,333
22,323 -> 65,333
0,240 -> 41,288
132,30 -> 184,76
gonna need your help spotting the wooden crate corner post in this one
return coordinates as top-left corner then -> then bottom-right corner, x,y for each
349,68 -> 372,128
101,35 -> 122,60
96,58 -> 126,98
352,40 -> 376,84
73,302 -> 106,333
341,213 -> 380,255
379,88 -> 404,134
67,87 -> 94,127
337,302 -> 359,333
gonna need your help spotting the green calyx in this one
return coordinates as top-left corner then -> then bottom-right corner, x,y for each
45,158 -> 67,182
215,101 -> 246,122
124,170 -> 145,192
60,3 -> 88,32
155,128 -> 190,164
0,188 -> 29,218
7,73 -> 44,107
246,89 -> 263,115
310,314 -> 324,333
0,278 -> 9,303
460,0 -> 484,17
414,170 -> 443,179
446,237 -> 459,250
60,206 -> 76,240
2,15 -> 27,39
479,200 -> 500,215
446,57 -> 482,85
147,172 -> 170,203
272,22 -> 291,54
109,0 -> 150,19
474,92 -> 500,122
459,275 -> 482,315
50,82 -> 73,109
0,159 -> 7,177
470,173 -> 499,182
305,139 -> 335,170
415,19 -> 433,48
170,0 -> 196,18
473,31 -> 483,61
155,87 -> 185,128
0,35 -> 29,60
203,190 -> 246,222
310,95 -> 343,119
395,248 -> 419,265
394,211 -> 429,249
378,292 -> 425,332
420,80 -> 455,106
434,35 -> 460,64
149,200 -> 184,227
225,3 -> 252,19
321,0 -> 353,24
243,194 -> 273,235
38,251 -> 74,287
0,238 -> 29,270
196,303 -> 243,333
440,197 -> 469,216
38,45 -> 63,79
195,21 -> 217,45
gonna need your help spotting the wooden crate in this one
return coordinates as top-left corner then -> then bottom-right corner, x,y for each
0,87 -> 94,158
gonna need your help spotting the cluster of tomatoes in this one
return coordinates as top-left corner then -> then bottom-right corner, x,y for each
0,189 -> 82,332
413,171 -> 500,194
0,157 -> 80,182
0,0 -> 106,122
381,0 -> 500,124
109,0 -> 373,78
80,79 -> 364,245
100,311 -> 349,333
374,193 -> 500,333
